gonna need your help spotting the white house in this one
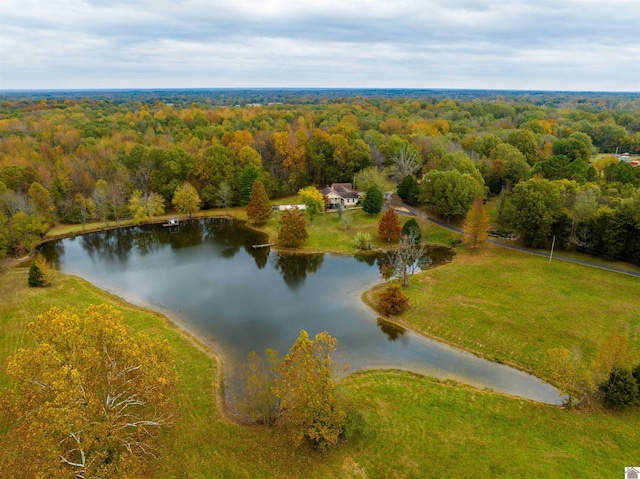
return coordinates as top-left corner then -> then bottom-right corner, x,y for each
321,183 -> 361,209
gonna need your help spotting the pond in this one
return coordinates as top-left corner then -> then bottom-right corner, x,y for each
40,219 -> 563,405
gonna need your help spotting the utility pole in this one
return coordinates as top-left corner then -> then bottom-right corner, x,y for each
549,235 -> 556,263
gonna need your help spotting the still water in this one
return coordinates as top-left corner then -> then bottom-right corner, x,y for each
40,219 -> 562,404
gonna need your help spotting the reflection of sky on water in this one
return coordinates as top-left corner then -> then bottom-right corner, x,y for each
41,220 -> 563,405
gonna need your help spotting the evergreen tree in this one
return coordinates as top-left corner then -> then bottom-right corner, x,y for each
239,164 -> 262,205
28,263 -> 46,287
599,367 -> 639,408
362,185 -> 383,216
246,180 -> 272,225
397,175 -> 420,205
401,218 -> 421,243
278,207 -> 308,248
378,208 -> 402,241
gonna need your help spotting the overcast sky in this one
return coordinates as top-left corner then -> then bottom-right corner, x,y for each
1,0 -> 639,91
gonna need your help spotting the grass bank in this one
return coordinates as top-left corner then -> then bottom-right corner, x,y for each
1,260 -> 639,477
365,243 -> 640,377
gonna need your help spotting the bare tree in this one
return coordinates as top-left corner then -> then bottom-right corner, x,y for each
107,178 -> 128,227
386,231 -> 430,287
391,144 -> 422,180
216,181 -> 233,215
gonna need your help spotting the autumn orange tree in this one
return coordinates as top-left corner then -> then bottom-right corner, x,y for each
278,207 -> 308,248
2,305 -> 178,479
462,197 -> 490,254
377,285 -> 409,315
378,207 -> 402,241
246,180 -> 272,225
273,330 -> 347,450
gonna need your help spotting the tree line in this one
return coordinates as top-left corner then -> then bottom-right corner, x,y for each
1,92 -> 639,262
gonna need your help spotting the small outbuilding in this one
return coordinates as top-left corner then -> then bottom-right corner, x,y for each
163,218 -> 181,227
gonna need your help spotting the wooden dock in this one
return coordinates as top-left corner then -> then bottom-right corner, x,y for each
252,243 -> 274,249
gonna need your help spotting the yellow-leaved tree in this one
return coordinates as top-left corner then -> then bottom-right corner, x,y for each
1,305 -> 178,479
172,181 -> 201,218
462,197 -> 490,254
297,186 -> 325,225
273,330 -> 347,450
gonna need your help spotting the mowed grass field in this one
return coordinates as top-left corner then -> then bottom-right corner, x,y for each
369,243 -> 640,377
257,207 -> 460,253
2,243 -> 640,477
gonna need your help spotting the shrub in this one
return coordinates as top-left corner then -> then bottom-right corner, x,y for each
599,367 -> 639,408
352,232 -> 372,250
378,285 -> 409,315
633,364 -> 640,396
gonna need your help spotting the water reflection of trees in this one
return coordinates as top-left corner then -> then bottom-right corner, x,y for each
271,253 -> 324,290
51,219 -> 272,264
37,241 -> 65,269
376,318 -> 407,342
203,218 -> 268,263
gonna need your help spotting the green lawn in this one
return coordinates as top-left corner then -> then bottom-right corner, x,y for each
255,207 -> 460,254
1,257 -> 639,477
368,244 -> 640,377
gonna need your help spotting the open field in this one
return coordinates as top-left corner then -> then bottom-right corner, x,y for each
366,243 -> 640,377
1,266 -> 639,478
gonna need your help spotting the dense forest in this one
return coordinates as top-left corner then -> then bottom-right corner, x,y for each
1,89 -> 639,264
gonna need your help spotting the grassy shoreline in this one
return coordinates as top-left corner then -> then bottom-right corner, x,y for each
3,210 -> 640,477
2,265 -> 638,477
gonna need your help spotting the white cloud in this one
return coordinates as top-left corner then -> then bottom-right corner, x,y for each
1,0 -> 638,90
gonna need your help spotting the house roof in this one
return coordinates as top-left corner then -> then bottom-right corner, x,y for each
322,183 -> 360,200
332,183 -> 354,192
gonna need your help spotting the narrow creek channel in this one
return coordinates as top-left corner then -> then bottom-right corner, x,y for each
40,219 -> 563,405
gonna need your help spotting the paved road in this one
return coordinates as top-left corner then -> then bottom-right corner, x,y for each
386,197 -> 640,279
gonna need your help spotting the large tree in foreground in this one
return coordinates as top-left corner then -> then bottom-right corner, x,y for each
462,197 -> 490,254
273,330 -> 347,450
246,180 -> 272,225
3,305 -> 178,479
